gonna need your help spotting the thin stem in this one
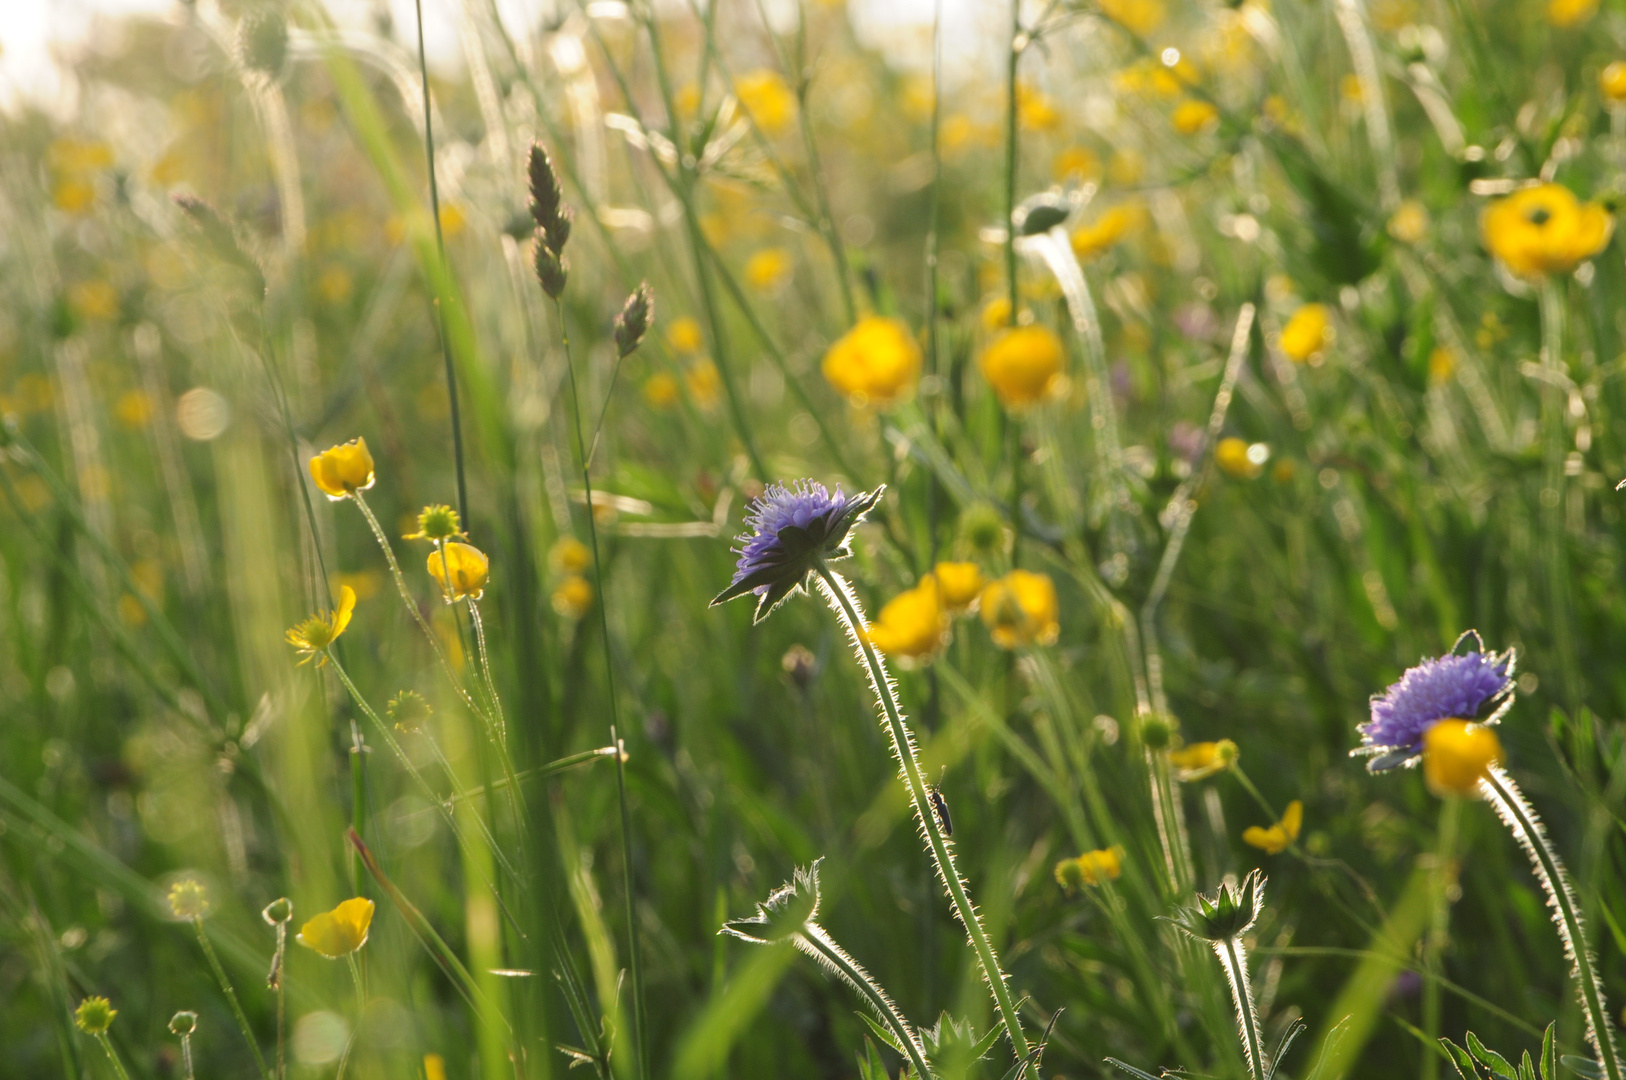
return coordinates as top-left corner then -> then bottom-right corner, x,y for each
1216,936 -> 1266,1080
1538,280 -> 1579,710
812,564 -> 1031,1062
797,923 -> 934,1080
274,921 -> 287,1080
1004,0 -> 1021,322
194,918 -> 271,1080
1481,765 -> 1621,1080
412,0 -> 469,522
180,1032 -> 196,1080
350,724 -> 368,894
466,601 -> 509,746
93,1033 -> 134,1080
553,297 -> 649,1080
1421,797 -> 1461,1080
1147,748 -> 1194,895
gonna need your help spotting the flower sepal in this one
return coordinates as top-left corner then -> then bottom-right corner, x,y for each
1164,869 -> 1265,942
720,859 -> 823,944
711,483 -> 885,623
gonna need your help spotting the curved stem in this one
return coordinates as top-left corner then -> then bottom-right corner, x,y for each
813,564 -> 1031,1062
194,917 -> 271,1080
1216,936 -> 1265,1080
465,601 -> 508,746
1480,765 -> 1621,1080
798,923 -> 934,1079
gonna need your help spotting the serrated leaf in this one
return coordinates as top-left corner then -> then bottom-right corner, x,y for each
857,1036 -> 891,1080
857,1011 -> 908,1058
1104,1058 -> 1170,1080
1561,1055 -> 1607,1080
1440,1038 -> 1484,1080
1467,1030 -> 1519,1079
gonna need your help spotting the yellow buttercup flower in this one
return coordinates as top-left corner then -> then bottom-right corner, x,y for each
745,248 -> 793,292
1169,738 -> 1238,781
1547,0 -> 1596,26
822,316 -> 923,408
1481,184 -> 1614,278
429,542 -> 490,602
1215,437 -> 1266,480
296,897 -> 375,958
1098,0 -> 1164,34
309,437 -> 376,500
735,69 -> 797,134
1422,720 -> 1503,797
686,360 -> 721,410
1171,99 -> 1219,136
665,316 -> 705,355
1070,204 -> 1145,259
1054,847 -> 1124,891
1387,200 -> 1429,244
552,575 -> 594,619
1279,304 -> 1330,362
980,325 -> 1065,410
933,562 -> 985,612
1428,346 -> 1457,385
285,586 -> 357,666
643,372 -> 680,409
864,576 -> 949,660
1242,800 -> 1302,855
979,570 -> 1060,648
1053,146 -> 1100,183
1601,62 -> 1626,105
1017,83 -> 1062,132
550,537 -> 593,574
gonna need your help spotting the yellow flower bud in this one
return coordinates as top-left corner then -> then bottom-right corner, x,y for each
167,878 -> 210,920
308,437 -> 376,500
979,570 -> 1060,648
1422,719 -> 1503,797
295,897 -> 375,958
75,996 -> 117,1034
979,326 -> 1065,410
428,542 -> 490,602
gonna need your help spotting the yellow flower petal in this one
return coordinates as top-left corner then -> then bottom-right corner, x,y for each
296,897 -> 375,958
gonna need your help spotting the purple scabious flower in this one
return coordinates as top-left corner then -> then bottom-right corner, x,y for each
1355,634 -> 1515,771
711,481 -> 884,623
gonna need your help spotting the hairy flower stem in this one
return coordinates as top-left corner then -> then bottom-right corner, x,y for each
797,922 -> 934,1080
1480,765 -> 1622,1080
813,564 -> 1031,1063
553,296 -> 650,1080
193,917 -> 271,1080
1215,935 -> 1265,1080
93,1033 -> 134,1080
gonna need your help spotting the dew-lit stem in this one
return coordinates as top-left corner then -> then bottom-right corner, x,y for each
193,917 -> 271,1080
349,724 -> 367,893
92,1033 -> 134,1080
464,599 -> 508,746
1215,935 -> 1265,1080
1480,765 -> 1621,1080
1147,748 -> 1194,895
812,563 -> 1031,1062
797,922 -> 934,1080
179,1029 -> 196,1080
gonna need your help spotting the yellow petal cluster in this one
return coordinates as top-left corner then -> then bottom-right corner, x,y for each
1097,0 -> 1164,34
1279,303 -> 1330,362
1481,184 -> 1614,278
285,585 -> 357,666
429,542 -> 491,602
552,575 -> 594,619
1169,738 -> 1238,781
665,316 -> 705,355
979,325 -> 1065,410
1602,62 -> 1626,105
735,70 -> 797,134
1070,204 -> 1145,260
1171,99 -> 1219,135
864,576 -> 949,660
1242,800 -> 1302,854
933,562 -> 985,611
296,897 -> 375,958
309,437 -> 376,500
822,316 -> 923,408
979,570 -> 1060,649
1422,719 -> 1503,797
1054,847 -> 1124,891
1214,437 -> 1265,480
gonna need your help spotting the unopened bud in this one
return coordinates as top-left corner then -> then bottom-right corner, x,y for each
262,897 -> 293,926
533,240 -> 568,299
613,281 -> 654,358
239,8 -> 289,76
169,1011 -> 198,1037
1139,711 -> 1177,751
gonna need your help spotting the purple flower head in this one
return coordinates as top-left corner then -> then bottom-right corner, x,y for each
710,481 -> 884,623
1354,633 -> 1515,771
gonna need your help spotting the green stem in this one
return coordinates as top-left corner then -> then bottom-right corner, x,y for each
1147,748 -> 1194,896
1538,280 -> 1579,710
194,918 -> 271,1080
1004,0 -> 1021,322
813,564 -> 1031,1062
1421,797 -> 1461,1080
93,1033 -> 134,1080
1481,765 -> 1621,1080
798,923 -> 934,1080
350,725 -> 368,894
465,600 -> 509,747
1216,936 -> 1266,1080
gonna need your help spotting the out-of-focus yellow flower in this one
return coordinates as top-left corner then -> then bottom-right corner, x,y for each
643,372 -> 680,409
115,390 -> 154,429
980,325 -> 1065,409
1601,62 -> 1626,104
981,297 -> 1014,331
318,265 -> 354,305
1017,83 -> 1062,132
53,178 -> 97,214
1071,203 -> 1144,259
1053,146 -> 1100,183
1098,0 -> 1164,34
552,574 -> 594,619
429,542 -> 490,602
550,537 -> 592,574
864,575 -> 948,660
309,437 -> 376,500
167,878 -> 210,919
337,570 -> 383,602
666,316 -> 705,355
940,114 -> 999,155
1369,0 -> 1417,31
438,203 -> 466,238
1481,184 -> 1614,278
1428,346 -> 1457,385
285,586 -> 357,667
1243,800 -> 1302,854
735,69 -> 797,134
745,248 -> 792,292
822,316 -> 923,407
296,897 -> 375,958
1547,0 -> 1596,26
68,280 -> 119,321
1279,303 -> 1331,362
424,1054 -> 448,1080
1423,720 -> 1503,797
1387,200 -> 1429,244
404,504 -> 464,542
1054,847 -> 1124,891
933,562 -> 985,612
1170,738 -> 1238,780
980,570 -> 1059,648
685,360 -> 721,410
1215,437 -> 1267,479
1340,74 -> 1365,104
48,138 -> 114,173
1171,99 -> 1219,135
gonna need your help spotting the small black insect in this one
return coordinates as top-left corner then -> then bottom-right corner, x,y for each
927,781 -> 953,838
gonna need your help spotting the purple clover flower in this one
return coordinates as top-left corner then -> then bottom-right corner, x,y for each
1355,634 -> 1515,771
711,481 -> 884,623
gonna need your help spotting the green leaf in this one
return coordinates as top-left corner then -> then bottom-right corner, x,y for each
1307,1017 -> 1354,1080
1542,1025 -> 1557,1080
1561,1055 -> 1607,1079
857,1011 -> 907,1058
856,1037 -> 891,1080
1104,1059 -> 1169,1080
1440,1038 -> 1484,1080
1269,1020 -> 1308,1080
1467,1030 -> 1519,1079
1522,1050 -> 1538,1080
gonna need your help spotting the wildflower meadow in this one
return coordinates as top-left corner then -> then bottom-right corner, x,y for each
7,0 -> 1626,1076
